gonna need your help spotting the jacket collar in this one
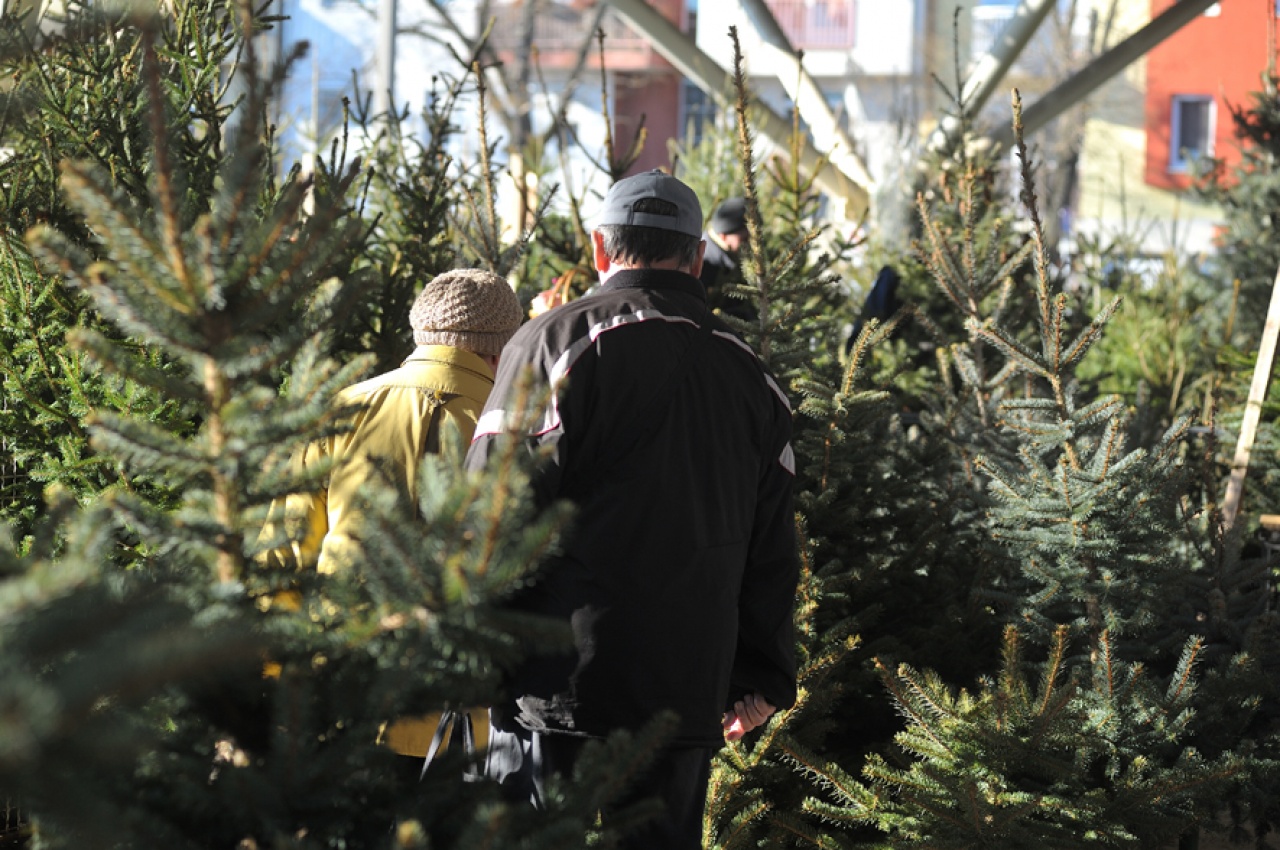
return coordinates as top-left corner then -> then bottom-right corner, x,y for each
599,268 -> 707,301
402,345 -> 495,382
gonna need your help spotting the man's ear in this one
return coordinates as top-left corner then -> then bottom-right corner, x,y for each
592,230 -> 611,274
690,238 -> 706,279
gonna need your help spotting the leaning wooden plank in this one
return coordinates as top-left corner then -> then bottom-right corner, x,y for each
1222,261 -> 1280,531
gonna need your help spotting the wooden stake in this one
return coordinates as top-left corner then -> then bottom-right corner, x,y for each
1221,261 -> 1280,531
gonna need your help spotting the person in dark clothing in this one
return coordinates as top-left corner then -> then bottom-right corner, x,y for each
700,196 -> 747,291
699,196 -> 756,322
465,170 -> 799,849
846,264 -> 903,353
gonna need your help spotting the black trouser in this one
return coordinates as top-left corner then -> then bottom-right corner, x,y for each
483,709 -> 715,849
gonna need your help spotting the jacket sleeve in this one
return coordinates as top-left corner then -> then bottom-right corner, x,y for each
727,401 -> 800,711
464,337 -> 526,475
463,331 -> 567,507
258,440 -> 330,572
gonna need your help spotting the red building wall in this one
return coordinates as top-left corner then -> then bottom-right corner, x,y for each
615,72 -> 683,175
1145,0 -> 1279,190
614,0 -> 687,175
488,0 -> 688,176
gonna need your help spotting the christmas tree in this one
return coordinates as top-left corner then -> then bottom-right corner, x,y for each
3,1 -> 1279,847
703,68 -> 1278,845
699,33 -> 1013,848
792,94 -> 1267,849
0,3 -> 663,846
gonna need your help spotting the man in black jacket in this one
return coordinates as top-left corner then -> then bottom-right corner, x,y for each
465,170 -> 799,849
699,196 -> 755,323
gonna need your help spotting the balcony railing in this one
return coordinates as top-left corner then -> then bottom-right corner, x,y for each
484,3 -> 659,70
483,0 -> 854,67
764,0 -> 856,51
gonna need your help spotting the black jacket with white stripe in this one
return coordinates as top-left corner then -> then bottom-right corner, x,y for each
465,267 -> 798,747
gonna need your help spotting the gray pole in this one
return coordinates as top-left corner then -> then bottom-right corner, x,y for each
991,0 -> 1222,148
601,0 -> 871,220
376,0 -> 397,117
735,0 -> 875,192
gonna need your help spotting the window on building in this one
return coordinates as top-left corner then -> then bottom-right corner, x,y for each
1169,95 -> 1215,173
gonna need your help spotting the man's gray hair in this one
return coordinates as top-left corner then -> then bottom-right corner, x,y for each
596,197 -> 701,269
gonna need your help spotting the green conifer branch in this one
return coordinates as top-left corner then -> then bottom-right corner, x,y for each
965,316 -> 1052,382
141,22 -> 195,305
1059,295 -> 1122,369
1167,636 -> 1205,703
915,194 -> 974,316
727,27 -> 774,358
711,798 -> 771,848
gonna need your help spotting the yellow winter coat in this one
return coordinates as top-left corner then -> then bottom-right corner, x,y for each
263,344 -> 495,756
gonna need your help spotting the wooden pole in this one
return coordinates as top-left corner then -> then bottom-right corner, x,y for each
1221,261 -> 1280,532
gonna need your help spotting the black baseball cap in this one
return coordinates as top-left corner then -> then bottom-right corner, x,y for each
594,169 -> 703,238
711,197 -> 748,235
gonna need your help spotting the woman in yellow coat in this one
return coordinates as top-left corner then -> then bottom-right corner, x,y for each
264,268 -> 523,768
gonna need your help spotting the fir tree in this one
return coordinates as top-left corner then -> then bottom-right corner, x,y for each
0,492 -> 264,846
851,626 -> 1250,849
0,0 -> 250,539
1073,245 -> 1220,444
3,7 -> 661,847
1195,73 -> 1280,348
5,1 -> 1278,846
796,93 -> 1267,849
701,32 -> 1008,848
1175,70 -> 1280,842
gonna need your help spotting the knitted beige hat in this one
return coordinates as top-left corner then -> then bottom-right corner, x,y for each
409,269 -> 524,355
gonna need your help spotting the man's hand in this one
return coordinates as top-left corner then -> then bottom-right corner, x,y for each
529,275 -> 572,318
722,692 -> 776,742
